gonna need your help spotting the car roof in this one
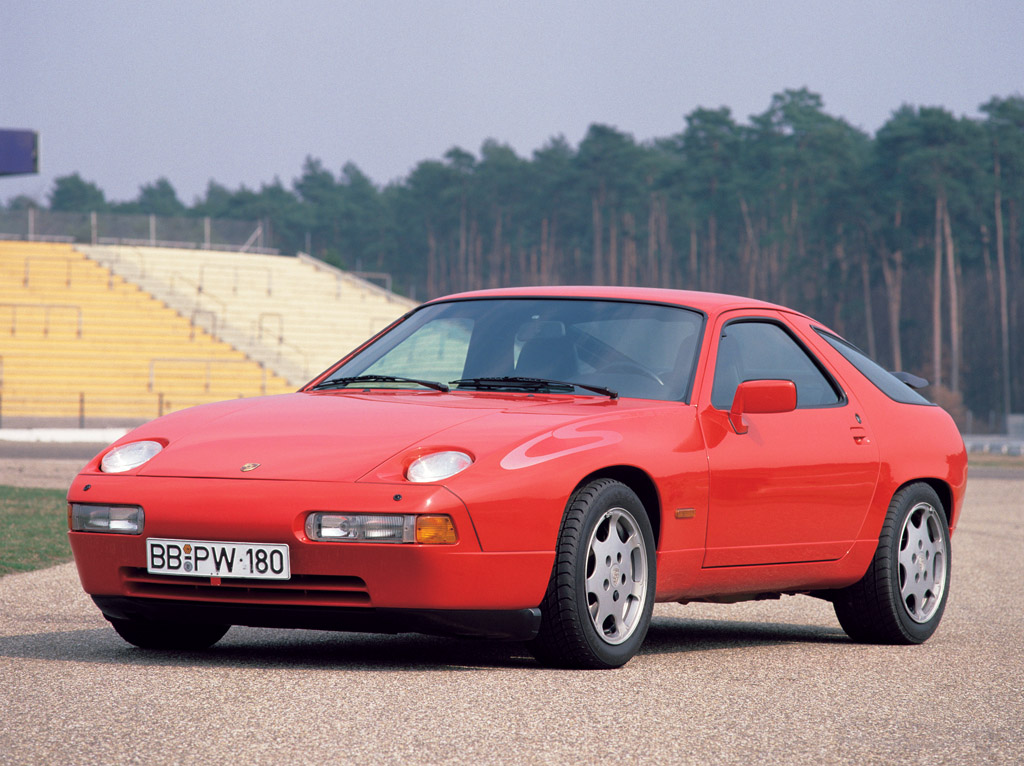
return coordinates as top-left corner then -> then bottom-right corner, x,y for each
428,285 -> 798,317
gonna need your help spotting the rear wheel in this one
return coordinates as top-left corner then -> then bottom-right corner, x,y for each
529,479 -> 656,669
833,482 -> 950,644
109,617 -> 230,650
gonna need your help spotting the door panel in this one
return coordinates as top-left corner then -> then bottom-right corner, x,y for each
699,315 -> 880,566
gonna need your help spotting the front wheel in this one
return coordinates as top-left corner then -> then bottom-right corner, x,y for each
109,617 -> 230,650
832,482 -> 951,644
529,479 -> 656,669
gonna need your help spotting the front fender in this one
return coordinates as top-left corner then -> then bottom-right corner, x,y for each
445,404 -> 709,552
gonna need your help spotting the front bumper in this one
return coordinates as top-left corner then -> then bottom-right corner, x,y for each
69,475 -> 554,619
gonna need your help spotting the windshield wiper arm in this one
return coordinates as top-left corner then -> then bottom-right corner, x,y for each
312,375 -> 450,393
451,376 -> 618,399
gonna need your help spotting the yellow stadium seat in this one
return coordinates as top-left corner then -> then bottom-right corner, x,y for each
0,241 -> 292,424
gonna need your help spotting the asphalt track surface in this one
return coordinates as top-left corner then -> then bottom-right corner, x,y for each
1,466 -> 1022,764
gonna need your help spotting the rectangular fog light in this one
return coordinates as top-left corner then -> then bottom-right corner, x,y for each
306,513 -> 415,543
70,503 -> 145,535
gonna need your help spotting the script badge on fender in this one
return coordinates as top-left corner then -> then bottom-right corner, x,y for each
240,463 -> 261,472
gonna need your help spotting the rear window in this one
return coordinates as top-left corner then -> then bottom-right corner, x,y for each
815,330 -> 932,405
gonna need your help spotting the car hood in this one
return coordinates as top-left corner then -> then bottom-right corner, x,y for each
128,391 -> 626,482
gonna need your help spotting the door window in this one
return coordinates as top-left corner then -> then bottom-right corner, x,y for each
710,320 -> 842,409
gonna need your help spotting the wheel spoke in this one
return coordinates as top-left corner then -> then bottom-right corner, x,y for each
587,582 -> 619,632
900,567 -> 933,618
622,534 -> 646,598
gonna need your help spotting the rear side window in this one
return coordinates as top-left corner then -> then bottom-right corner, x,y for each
815,330 -> 932,406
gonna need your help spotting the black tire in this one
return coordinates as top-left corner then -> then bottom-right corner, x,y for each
529,478 -> 656,669
832,482 -> 951,644
109,618 -> 230,650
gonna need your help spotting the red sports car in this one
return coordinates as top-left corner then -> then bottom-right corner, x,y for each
68,287 -> 967,668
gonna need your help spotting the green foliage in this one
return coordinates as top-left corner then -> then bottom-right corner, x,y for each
48,172 -> 107,212
6,194 -> 40,211
135,177 -> 187,216
0,486 -> 71,576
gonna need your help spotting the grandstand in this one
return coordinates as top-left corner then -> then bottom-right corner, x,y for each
78,245 -> 415,386
0,241 -> 413,426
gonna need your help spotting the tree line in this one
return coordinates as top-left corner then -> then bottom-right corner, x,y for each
5,88 -> 1023,426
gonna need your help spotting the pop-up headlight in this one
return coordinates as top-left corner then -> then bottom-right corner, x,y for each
405,451 -> 472,483
100,440 -> 163,473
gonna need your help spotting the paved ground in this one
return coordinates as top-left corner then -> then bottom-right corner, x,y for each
0,457 -> 92,490
0,437 -> 105,490
0,467 -> 1021,764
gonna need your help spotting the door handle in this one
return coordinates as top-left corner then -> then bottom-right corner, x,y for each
850,426 -> 871,445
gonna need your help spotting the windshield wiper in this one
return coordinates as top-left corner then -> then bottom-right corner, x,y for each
312,375 -> 450,393
451,376 -> 618,399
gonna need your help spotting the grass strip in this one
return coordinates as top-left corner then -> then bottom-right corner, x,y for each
0,485 -> 71,576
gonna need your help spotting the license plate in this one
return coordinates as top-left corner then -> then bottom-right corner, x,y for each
147,538 -> 290,580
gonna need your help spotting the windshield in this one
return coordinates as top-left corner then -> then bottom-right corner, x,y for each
316,298 -> 704,402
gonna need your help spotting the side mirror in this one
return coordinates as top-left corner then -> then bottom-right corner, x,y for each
729,379 -> 797,434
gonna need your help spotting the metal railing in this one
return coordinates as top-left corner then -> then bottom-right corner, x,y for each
189,309 -> 219,340
256,312 -> 284,342
1,302 -> 83,337
0,390 -> 256,429
149,358 -> 269,395
199,262 -> 273,296
351,271 -> 394,293
0,254 -> 101,289
0,209 -> 278,254
20,255 -> 75,287
297,252 -> 410,305
252,313 -> 311,378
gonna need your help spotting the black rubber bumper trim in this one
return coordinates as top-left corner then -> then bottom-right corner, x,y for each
92,596 -> 542,641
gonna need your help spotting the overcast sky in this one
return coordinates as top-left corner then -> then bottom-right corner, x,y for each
2,0 -> 1022,206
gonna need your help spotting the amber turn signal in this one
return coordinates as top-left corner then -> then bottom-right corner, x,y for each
415,515 -> 457,544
